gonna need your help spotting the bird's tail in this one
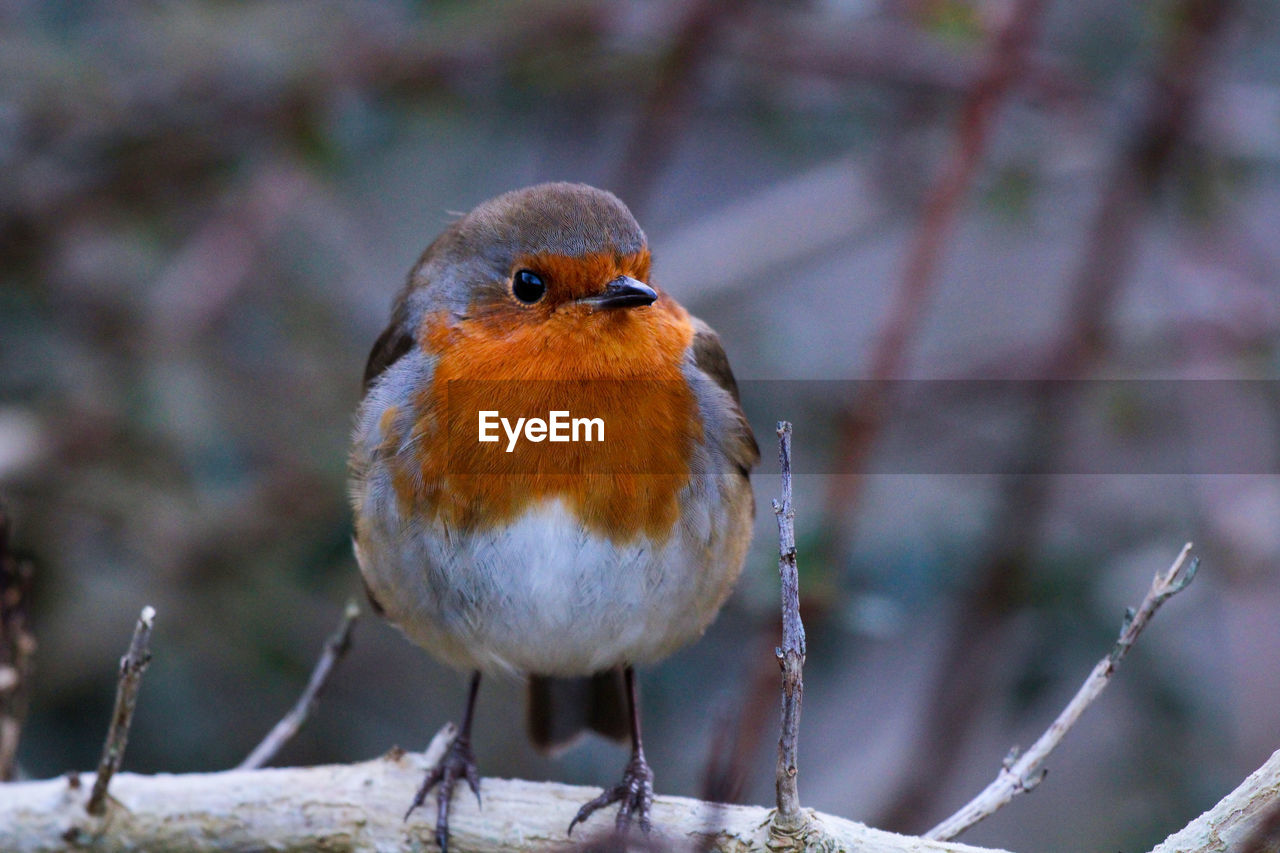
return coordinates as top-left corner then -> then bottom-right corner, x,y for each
527,669 -> 628,753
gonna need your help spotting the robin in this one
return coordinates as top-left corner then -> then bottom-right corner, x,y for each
348,182 -> 758,851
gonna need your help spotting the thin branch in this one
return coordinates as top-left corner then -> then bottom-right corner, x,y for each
237,600 -> 360,771
927,544 -> 1199,841
86,606 -> 156,816
0,504 -> 36,781
770,422 -> 808,841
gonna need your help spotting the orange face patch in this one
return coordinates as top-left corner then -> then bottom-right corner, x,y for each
391,255 -> 700,542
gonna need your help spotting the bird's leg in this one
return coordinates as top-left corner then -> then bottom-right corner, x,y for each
406,671 -> 482,853
568,666 -> 655,835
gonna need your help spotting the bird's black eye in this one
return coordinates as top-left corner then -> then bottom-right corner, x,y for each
512,269 -> 546,304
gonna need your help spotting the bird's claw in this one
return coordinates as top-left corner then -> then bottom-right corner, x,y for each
567,751 -> 654,836
405,734 -> 481,853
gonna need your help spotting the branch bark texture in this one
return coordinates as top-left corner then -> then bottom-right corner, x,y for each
1149,747 -> 1280,853
772,420 -> 806,835
2,738 -> 1278,852
1,728 -> 1011,853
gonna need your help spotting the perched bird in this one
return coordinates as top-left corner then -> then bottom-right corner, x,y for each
349,182 -> 757,850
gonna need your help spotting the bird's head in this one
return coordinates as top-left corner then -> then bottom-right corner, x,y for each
408,183 -> 688,380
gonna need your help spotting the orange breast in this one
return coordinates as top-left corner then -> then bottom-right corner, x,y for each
389,263 -> 700,543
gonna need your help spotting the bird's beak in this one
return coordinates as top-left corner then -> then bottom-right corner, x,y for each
578,276 -> 658,310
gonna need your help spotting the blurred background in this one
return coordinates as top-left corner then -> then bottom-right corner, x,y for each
2,0 -> 1278,850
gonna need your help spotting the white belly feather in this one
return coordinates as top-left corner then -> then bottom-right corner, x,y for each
355,496 -> 735,676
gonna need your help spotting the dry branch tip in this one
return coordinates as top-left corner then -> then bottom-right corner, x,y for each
237,599 -> 361,771
926,543 -> 1200,841
86,606 -> 156,816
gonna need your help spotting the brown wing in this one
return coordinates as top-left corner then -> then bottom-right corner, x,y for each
689,318 -> 759,475
361,307 -> 414,396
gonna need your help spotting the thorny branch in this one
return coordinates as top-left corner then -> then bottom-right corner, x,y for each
927,544 -> 1199,841
0,505 -> 36,781
237,600 -> 360,771
771,422 -> 807,835
86,606 -> 156,816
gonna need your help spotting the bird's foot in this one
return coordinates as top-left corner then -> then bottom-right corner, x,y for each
568,750 -> 654,836
405,732 -> 481,853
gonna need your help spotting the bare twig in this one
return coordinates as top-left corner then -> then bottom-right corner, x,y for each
238,600 -> 360,771
770,422 -> 808,840
927,544 -> 1199,841
0,505 -> 36,781
86,606 -> 156,816
848,0 -> 1046,815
